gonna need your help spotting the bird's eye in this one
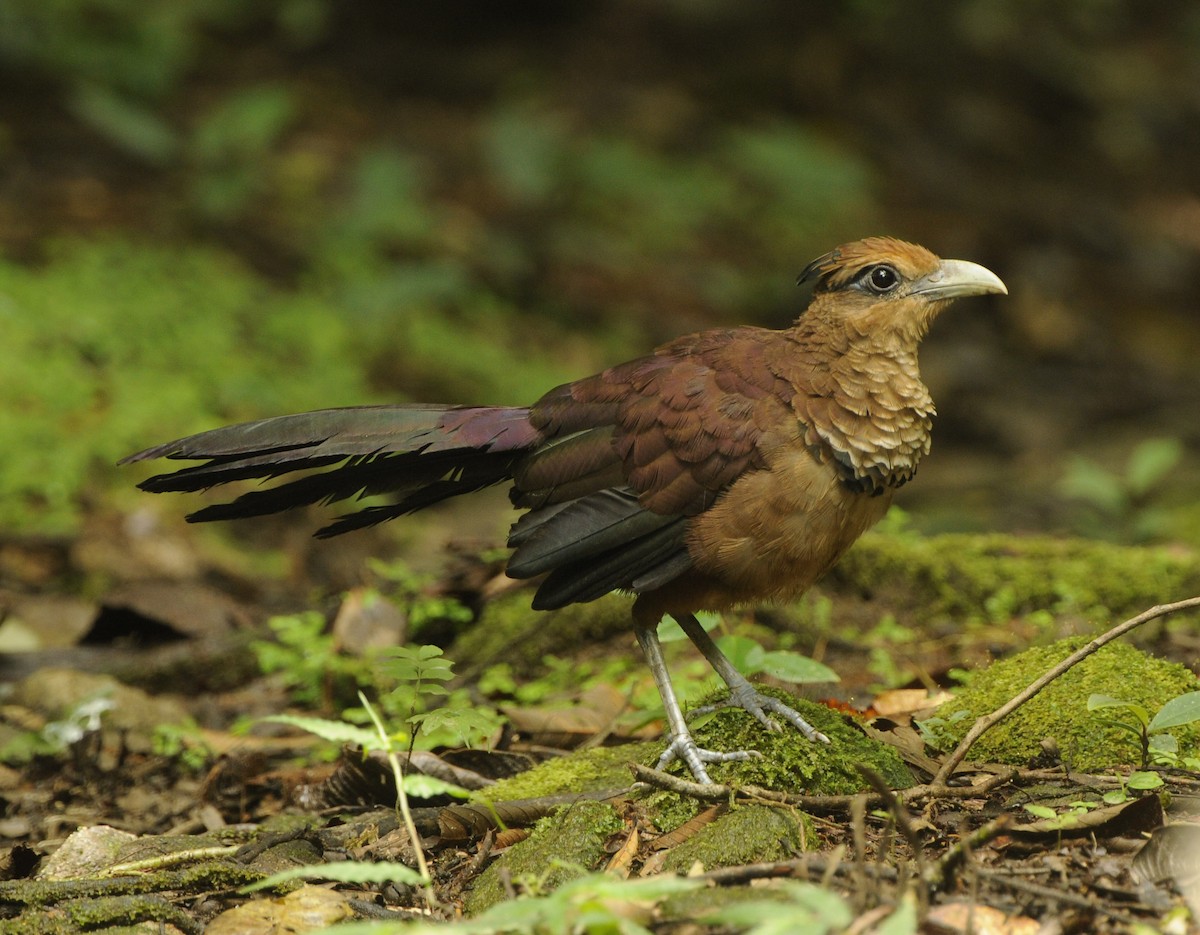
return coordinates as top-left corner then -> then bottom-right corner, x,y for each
864,265 -> 900,294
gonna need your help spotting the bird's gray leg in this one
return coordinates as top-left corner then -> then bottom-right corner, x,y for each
673,612 -> 830,745
634,621 -> 758,784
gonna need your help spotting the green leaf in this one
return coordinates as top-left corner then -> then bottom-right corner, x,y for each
379,644 -> 455,683
402,773 -> 470,799
657,611 -> 721,643
715,634 -> 765,674
1093,716 -> 1149,741
191,84 -> 295,163
1127,771 -> 1164,790
1023,804 -> 1058,819
1148,691 -> 1200,732
1087,694 -> 1150,726
1059,458 -> 1125,513
476,873 -> 701,934
258,714 -> 388,749
1102,789 -> 1128,805
241,859 -> 424,892
410,707 -> 503,746
874,894 -> 919,935
1125,438 -> 1183,498
703,880 -> 852,934
757,650 -> 839,685
70,86 -> 178,164
1148,733 -> 1179,754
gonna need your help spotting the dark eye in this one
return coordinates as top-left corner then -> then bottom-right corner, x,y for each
864,265 -> 900,294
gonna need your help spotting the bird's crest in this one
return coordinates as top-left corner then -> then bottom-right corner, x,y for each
797,236 -> 938,293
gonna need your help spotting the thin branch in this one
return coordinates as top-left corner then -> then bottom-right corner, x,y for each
926,814 -> 1010,890
630,763 -> 1015,809
694,854 -> 898,887
932,596 -> 1200,787
973,866 -> 1142,924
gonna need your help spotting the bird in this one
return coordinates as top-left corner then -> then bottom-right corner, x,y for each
123,236 -> 1006,784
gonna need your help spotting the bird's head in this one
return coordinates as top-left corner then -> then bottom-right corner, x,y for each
797,236 -> 1006,345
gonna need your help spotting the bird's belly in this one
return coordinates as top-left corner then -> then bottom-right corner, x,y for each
685,448 -> 892,603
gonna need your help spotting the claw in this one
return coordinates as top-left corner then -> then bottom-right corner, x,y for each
692,684 -> 831,745
655,734 -> 763,784
636,615 -> 830,786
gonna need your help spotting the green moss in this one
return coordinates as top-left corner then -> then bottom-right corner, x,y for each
682,687 -> 914,793
831,530 -> 1200,629
923,638 -> 1200,770
473,686 -> 910,810
0,240 -> 376,533
473,742 -> 661,803
463,801 -> 623,915
643,791 -> 703,834
661,804 -> 810,873
452,591 -> 634,676
474,686 -> 910,804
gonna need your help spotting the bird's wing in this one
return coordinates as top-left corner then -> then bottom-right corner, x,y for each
523,328 -> 798,513
507,328 -> 804,606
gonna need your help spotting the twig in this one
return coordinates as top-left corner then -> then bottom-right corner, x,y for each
857,765 -> 926,915
694,854 -> 898,887
926,814 -> 1010,890
850,794 -> 869,912
100,846 -> 239,877
630,762 -> 1015,810
932,596 -> 1200,787
973,866 -> 1142,924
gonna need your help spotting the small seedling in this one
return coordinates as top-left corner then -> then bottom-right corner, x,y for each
1087,690 -> 1200,770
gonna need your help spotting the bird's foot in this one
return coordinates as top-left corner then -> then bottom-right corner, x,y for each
692,684 -> 831,745
655,732 -> 763,785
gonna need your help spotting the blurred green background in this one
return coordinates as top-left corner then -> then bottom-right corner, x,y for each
1,0 -> 1198,545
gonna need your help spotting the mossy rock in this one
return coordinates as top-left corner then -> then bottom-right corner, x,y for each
476,687 -> 912,802
660,804 -> 810,873
477,742 -> 662,802
922,637 -> 1200,770
463,800 -> 623,915
678,687 -> 914,793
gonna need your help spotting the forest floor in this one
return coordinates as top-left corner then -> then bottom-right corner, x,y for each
0,502 -> 1195,933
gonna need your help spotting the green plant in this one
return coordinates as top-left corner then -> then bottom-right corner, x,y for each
1059,437 -> 1184,541
701,880 -> 873,935
243,858 -> 422,894
659,612 -> 838,686
1099,769 -> 1166,806
254,608 -> 503,750
0,0 -> 329,164
1087,690 -> 1200,770
367,558 -> 474,636
371,644 -> 503,749
252,610 -> 364,711
261,691 -> 472,907
0,694 -> 115,764
187,83 -> 297,219
150,721 -> 213,772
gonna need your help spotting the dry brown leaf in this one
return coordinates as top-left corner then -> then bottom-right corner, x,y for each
926,902 -> 1040,935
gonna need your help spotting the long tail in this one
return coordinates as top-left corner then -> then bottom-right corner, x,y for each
121,404 -> 540,536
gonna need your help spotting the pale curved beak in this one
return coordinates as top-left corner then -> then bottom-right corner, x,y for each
912,259 -> 1007,300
